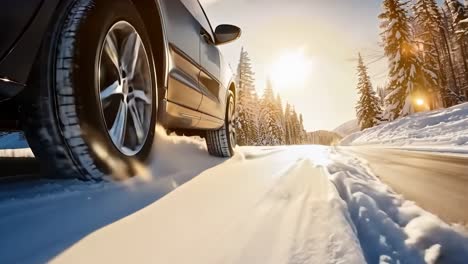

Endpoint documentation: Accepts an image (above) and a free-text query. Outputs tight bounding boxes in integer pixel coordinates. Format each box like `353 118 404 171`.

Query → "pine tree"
236 47 259 146
275 94 286 145
251 90 261 145
447 0 468 41
379 0 426 120
413 0 446 109
439 2 467 105
376 85 388 107
290 108 301 144
299 114 307 144
446 0 468 97
258 79 283 146
284 103 293 145
356 54 382 130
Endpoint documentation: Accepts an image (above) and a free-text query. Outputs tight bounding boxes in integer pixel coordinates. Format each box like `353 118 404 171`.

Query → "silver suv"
0 0 241 180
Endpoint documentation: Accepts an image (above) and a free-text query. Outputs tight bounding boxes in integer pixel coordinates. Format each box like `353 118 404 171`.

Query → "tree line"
356 0 468 130
235 48 309 146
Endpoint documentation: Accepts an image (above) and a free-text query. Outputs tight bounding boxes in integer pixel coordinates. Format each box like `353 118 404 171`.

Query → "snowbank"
327 148 468 264
341 103 468 152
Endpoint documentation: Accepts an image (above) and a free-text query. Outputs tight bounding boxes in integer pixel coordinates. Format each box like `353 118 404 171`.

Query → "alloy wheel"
98 21 153 156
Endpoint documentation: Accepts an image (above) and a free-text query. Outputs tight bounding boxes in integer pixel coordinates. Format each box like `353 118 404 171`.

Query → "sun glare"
269 50 314 89
415 98 425 106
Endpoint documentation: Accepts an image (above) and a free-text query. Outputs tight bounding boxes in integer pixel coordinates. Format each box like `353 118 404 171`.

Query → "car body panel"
166 45 203 111
159 0 234 129
159 0 203 112
195 1 224 119
199 37 224 119
0 0 62 85
0 0 43 61
0 78 25 102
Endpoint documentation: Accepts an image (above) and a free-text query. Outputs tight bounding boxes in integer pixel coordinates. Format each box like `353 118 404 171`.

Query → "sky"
201 0 389 131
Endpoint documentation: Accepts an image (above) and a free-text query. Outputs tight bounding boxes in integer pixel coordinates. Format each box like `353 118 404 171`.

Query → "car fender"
0 0 66 85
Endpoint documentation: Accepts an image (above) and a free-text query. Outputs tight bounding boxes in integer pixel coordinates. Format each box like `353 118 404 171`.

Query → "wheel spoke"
128 99 145 144
121 32 141 80
129 90 151 104
104 31 120 73
109 101 128 148
100 80 123 102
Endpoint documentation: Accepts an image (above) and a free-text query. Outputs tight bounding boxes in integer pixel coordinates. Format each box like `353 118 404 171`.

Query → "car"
0 0 241 180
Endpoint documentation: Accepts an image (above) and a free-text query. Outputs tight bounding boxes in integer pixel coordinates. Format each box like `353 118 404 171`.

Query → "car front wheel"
22 0 157 180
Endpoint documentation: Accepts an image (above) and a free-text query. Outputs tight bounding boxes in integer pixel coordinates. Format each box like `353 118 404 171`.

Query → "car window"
197 1 215 37
180 0 214 40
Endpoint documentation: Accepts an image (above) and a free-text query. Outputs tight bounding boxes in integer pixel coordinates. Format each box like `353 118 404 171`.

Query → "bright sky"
201 0 388 131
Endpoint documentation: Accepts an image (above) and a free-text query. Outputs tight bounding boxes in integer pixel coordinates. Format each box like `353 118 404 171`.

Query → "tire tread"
206 93 235 158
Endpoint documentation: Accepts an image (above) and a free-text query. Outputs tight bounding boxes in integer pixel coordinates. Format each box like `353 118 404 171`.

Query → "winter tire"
22 0 157 180
206 92 236 157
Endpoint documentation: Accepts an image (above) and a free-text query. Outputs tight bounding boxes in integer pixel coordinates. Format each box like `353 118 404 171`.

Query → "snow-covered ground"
0 132 33 157
1 128 467 263
341 103 468 153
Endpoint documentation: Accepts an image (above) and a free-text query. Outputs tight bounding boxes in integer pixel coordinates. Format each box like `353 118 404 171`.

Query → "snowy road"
1 133 468 263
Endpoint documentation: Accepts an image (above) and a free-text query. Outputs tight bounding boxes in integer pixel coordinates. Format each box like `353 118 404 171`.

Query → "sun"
269 50 314 89
415 98 425 106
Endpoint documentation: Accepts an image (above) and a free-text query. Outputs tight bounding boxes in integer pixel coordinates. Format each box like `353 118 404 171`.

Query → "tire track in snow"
241 147 287 160
208 158 364 264
326 148 468 264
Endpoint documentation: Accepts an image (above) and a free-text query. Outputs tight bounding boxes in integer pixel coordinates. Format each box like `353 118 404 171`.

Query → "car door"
158 0 203 113
195 2 224 120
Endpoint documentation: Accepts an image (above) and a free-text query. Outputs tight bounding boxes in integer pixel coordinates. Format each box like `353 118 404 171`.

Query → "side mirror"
215 24 241 45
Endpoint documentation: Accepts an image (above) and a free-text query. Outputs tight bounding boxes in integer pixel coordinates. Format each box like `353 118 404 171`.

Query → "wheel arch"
131 0 169 102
